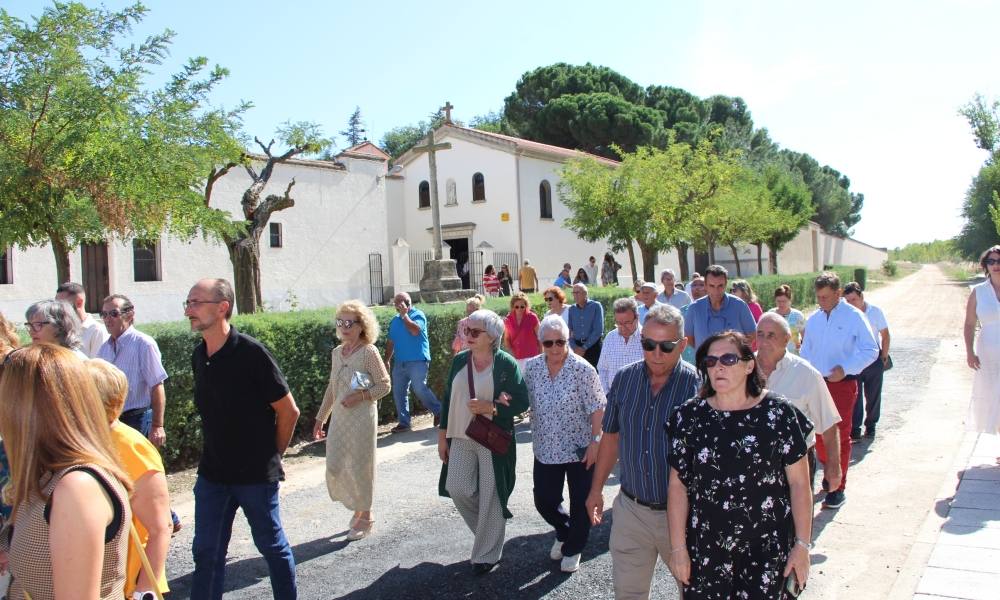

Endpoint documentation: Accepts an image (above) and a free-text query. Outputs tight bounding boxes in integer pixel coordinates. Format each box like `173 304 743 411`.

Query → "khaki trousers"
609 492 676 600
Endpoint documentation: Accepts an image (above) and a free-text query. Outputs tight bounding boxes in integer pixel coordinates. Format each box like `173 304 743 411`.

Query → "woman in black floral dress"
666 331 814 599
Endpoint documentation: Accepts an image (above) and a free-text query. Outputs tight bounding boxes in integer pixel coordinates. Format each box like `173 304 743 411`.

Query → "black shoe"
472 561 499 575
864 426 876 438
821 478 829 492
849 428 862 441
823 490 846 509
390 424 411 433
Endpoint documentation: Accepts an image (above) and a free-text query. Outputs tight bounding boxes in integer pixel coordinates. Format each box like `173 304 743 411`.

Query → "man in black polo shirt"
184 278 301 600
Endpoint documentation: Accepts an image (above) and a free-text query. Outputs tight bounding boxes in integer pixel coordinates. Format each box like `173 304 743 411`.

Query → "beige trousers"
609 492 677 600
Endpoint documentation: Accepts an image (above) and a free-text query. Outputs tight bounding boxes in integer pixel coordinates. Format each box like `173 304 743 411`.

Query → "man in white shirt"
55 281 109 357
582 256 598 285
656 269 691 310
636 281 664 326
757 313 842 492
596 298 645 393
843 282 891 440
800 272 879 509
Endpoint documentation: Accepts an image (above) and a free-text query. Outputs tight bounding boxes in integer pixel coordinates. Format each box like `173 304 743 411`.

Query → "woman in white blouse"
523 315 606 574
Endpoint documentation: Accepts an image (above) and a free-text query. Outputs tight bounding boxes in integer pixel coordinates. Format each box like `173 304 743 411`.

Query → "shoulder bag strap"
467 354 476 399
130 522 166 600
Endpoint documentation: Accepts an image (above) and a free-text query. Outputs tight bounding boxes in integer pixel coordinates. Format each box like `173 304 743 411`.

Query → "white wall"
0 155 389 324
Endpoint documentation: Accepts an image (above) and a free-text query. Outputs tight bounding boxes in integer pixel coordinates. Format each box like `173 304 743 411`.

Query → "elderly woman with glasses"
523 315 606 573
667 331 814 599
312 301 391 541
503 292 541 371
24 299 86 359
542 286 570 324
437 309 529 575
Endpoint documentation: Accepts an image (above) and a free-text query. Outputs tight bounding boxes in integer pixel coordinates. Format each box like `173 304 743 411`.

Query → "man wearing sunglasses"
96 294 168 449
384 292 441 432
567 284 605 368
799 272 879 509
585 303 700 599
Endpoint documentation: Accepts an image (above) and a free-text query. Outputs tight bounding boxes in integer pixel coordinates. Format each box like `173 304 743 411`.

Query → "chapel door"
80 242 110 314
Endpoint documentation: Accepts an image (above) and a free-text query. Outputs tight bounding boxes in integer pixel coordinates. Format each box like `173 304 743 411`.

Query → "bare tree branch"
254 136 275 157
205 161 239 206
254 178 296 227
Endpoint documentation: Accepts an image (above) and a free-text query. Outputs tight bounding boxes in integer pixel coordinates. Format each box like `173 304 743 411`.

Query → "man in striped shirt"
596 297 644 394
585 303 700 600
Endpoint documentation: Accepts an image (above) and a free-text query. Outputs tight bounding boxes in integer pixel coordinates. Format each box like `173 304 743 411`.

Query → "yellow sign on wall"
501 212 510 222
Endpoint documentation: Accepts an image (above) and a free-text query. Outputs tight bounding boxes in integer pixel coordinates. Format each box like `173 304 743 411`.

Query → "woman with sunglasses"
24 299 87 359
965 244 1000 463
452 294 486 354
438 309 529 575
0 344 133 600
542 286 570 324
667 331 813 599
312 301 391 541
523 315 606 573
503 292 542 371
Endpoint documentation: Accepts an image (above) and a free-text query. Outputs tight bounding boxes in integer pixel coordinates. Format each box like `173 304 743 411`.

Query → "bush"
144 268 864 471
882 259 899 277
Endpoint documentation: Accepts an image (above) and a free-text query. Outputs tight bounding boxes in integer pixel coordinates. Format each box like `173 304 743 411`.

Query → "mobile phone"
784 574 804 597
575 446 588 460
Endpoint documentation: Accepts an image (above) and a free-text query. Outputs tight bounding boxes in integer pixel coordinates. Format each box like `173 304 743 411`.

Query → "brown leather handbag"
463 356 511 455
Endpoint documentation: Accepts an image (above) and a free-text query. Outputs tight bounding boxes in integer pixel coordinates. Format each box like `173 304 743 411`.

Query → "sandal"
346 518 374 541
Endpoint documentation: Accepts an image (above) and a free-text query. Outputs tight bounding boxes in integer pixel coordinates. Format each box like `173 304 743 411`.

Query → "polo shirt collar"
207 324 240 359
708 293 733 313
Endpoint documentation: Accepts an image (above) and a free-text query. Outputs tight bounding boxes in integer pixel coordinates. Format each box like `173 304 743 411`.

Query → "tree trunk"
675 242 690 281
755 243 764 275
626 241 638 284
49 233 71 285
637 241 658 282
767 240 779 274
729 243 742 277
708 241 717 265
226 231 263 314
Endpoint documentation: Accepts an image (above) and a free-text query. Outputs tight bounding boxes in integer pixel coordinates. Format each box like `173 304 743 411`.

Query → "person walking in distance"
567 284 605 368
799 272 879 509
585 304 700 599
519 260 538 294
384 292 441 432
185 278 300 600
964 245 1000 464
843 282 891 440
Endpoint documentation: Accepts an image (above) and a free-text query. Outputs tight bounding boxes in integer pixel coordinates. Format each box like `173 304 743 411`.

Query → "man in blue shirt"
384 292 441 432
683 264 756 354
585 303 700 599
568 283 605 367
553 266 572 289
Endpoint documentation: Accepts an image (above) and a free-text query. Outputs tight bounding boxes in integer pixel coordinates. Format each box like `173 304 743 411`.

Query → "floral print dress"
667 392 812 600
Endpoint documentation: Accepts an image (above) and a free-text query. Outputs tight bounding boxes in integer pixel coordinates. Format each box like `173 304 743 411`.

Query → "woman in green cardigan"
437 308 530 575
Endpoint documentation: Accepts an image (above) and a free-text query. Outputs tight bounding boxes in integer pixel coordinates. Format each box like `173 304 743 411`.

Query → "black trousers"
533 458 593 557
581 339 602 368
851 357 885 431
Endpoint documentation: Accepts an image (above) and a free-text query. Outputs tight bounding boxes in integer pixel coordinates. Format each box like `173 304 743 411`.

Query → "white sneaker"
560 553 581 573
549 538 563 560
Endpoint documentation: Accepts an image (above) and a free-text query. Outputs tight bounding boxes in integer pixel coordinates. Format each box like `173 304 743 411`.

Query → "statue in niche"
446 178 457 206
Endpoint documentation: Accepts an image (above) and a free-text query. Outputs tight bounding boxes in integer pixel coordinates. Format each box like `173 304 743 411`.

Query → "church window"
472 172 486 202
270 222 283 248
539 180 553 219
0 248 11 284
133 239 161 282
418 181 430 208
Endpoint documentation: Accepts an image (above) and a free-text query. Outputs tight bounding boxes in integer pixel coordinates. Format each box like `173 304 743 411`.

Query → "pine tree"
340 106 366 147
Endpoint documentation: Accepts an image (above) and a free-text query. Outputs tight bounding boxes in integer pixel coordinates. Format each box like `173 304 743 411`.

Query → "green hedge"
144 266 862 471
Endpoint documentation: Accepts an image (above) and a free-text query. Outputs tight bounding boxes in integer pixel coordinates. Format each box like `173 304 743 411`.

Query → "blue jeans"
191 477 297 600
119 407 152 437
391 360 441 427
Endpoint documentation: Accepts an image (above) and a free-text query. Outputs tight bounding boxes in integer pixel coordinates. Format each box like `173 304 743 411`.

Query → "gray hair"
26 299 82 349
660 268 676 280
757 312 791 337
468 309 505 351
643 303 684 333
613 297 639 317
537 314 570 342
572 283 588 295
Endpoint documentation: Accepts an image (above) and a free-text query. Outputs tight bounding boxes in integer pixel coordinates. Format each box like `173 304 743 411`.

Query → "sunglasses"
99 308 132 319
182 299 222 310
542 339 567 348
544 296 555 302
701 353 745 368
465 327 485 338
987 258 1000 266
336 318 357 329
513 305 527 310
24 321 51 333
641 337 683 353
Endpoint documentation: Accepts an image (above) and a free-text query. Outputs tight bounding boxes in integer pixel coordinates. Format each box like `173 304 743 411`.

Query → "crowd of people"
2 245 999 600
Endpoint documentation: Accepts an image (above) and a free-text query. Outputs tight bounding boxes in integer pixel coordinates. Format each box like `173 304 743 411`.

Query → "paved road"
163 265 972 599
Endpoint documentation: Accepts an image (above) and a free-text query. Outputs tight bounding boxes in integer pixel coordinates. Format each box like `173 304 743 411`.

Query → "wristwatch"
794 537 813 550
591 433 602 444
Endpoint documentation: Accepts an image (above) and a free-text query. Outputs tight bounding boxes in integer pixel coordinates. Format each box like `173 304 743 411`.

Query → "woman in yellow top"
87 358 172 599
312 301 391 541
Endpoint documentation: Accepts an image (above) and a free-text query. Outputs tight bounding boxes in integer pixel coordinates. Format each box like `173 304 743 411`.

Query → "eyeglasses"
701 353 744 368
183 299 222 310
336 318 358 329
615 318 637 328
641 337 683 353
513 305 527 310
24 321 52 332
99 307 133 319
465 327 485 338
542 339 567 348
544 296 555 302
987 258 1000 266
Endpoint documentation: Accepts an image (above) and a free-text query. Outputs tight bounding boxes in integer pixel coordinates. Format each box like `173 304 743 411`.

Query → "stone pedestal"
412 258 476 304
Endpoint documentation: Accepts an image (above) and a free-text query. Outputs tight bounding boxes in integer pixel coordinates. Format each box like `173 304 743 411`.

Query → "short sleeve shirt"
193 325 291 484
864 303 889 346
683 294 757 350
389 308 432 362
524 353 606 464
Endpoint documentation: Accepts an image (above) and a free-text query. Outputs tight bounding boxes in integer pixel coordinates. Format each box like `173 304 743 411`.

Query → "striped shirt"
596 327 644 393
97 326 168 412
602 359 701 505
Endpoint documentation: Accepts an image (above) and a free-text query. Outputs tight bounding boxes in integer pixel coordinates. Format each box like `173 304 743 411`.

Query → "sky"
9 0 1000 249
